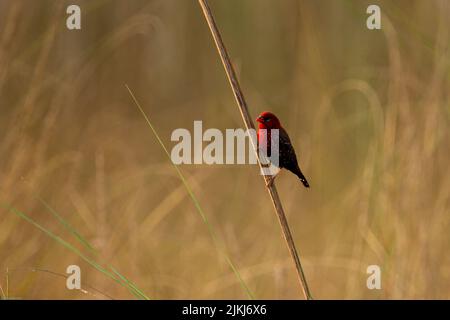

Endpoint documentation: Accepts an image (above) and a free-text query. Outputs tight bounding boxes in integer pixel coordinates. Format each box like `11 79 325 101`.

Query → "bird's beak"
256 116 264 123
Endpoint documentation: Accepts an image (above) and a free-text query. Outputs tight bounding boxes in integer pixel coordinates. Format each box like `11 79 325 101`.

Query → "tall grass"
3 202 149 299
0 0 449 299
125 84 254 299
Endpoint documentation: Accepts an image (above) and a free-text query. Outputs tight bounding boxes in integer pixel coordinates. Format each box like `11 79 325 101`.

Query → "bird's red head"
256 111 282 129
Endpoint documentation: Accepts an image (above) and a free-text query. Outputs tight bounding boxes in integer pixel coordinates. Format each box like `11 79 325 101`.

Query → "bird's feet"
265 175 275 188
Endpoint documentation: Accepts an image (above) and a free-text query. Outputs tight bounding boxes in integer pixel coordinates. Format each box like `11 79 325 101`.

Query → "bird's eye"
265 118 270 122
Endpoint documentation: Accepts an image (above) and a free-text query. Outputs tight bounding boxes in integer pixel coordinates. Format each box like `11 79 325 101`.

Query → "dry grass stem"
197 0 313 300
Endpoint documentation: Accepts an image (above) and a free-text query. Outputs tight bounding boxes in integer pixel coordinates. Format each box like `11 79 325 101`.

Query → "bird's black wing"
279 127 310 188
278 127 298 171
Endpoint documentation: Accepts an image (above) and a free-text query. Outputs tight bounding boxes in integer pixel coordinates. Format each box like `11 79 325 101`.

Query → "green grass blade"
125 84 255 299
110 266 150 300
35 196 96 253
3 203 147 300
33 195 149 299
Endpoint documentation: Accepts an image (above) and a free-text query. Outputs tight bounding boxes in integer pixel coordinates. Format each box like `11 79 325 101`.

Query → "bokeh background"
0 0 449 299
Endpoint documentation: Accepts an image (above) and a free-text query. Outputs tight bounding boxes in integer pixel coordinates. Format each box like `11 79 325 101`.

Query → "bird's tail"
295 167 310 188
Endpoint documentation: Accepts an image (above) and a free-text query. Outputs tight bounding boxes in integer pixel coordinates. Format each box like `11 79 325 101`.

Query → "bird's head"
256 111 281 129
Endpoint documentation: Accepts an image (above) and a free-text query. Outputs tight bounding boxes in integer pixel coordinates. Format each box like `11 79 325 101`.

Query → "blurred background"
0 0 449 299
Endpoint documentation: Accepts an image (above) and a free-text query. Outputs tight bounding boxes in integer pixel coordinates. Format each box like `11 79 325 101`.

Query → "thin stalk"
197 0 313 300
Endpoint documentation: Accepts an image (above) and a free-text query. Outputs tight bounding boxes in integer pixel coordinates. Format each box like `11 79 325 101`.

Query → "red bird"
256 111 310 188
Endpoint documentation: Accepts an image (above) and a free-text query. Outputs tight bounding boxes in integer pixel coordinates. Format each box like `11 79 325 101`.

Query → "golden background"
0 0 449 299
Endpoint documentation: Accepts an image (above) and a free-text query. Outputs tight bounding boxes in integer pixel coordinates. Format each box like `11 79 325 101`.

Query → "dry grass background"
0 0 449 299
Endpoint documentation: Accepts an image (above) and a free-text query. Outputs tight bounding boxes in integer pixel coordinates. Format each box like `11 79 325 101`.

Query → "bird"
256 111 310 188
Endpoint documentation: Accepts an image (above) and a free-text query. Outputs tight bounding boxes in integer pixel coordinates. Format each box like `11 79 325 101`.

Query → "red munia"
256 111 310 188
